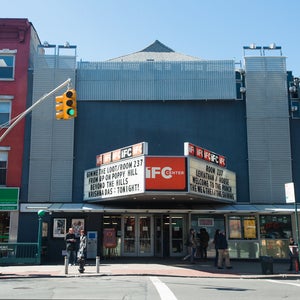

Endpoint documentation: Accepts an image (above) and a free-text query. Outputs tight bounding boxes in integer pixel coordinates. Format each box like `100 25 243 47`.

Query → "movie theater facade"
18 39 300 262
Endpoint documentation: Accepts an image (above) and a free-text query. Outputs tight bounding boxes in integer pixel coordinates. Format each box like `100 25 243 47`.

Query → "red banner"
103 228 117 248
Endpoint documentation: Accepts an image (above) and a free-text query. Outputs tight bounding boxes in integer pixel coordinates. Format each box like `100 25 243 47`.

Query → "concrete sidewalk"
1 258 299 279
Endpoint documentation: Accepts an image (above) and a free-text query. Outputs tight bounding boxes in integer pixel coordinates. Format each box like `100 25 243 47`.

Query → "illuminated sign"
188 157 236 202
145 157 187 191
184 142 226 167
96 142 148 166
84 156 145 200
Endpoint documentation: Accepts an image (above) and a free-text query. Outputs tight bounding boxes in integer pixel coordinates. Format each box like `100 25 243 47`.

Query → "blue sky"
3 0 300 75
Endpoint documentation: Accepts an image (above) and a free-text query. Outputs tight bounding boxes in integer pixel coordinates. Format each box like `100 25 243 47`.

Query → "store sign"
145 156 187 191
96 142 148 166
0 188 19 211
84 156 145 200
184 142 226 168
189 157 236 202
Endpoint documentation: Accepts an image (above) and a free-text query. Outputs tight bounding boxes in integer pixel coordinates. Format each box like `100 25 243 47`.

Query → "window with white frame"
0 150 8 186
0 101 11 127
0 54 15 80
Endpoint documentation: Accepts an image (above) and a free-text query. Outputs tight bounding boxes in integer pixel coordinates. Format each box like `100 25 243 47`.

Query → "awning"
20 203 298 214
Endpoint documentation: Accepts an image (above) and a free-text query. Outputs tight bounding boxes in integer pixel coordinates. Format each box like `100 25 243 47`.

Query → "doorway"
156 215 186 257
122 215 153 256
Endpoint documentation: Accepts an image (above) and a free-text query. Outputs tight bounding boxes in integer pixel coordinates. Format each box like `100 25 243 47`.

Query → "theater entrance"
121 214 186 257
122 215 153 256
154 215 186 257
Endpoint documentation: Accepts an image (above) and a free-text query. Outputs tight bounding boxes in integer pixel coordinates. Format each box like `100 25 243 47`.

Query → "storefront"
19 202 297 262
0 188 19 243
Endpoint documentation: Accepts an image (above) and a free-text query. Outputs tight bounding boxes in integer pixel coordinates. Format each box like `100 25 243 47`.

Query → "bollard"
96 256 100 273
64 256 68 274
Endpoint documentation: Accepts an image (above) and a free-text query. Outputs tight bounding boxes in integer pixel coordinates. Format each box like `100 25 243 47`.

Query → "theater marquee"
188 157 236 202
84 156 145 200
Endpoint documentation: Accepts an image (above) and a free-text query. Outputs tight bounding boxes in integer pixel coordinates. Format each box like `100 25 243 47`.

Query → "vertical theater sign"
83 141 236 203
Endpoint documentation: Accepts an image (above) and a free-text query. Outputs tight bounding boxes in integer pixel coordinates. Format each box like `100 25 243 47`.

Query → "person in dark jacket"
198 228 210 260
217 231 232 269
65 227 77 265
213 229 220 266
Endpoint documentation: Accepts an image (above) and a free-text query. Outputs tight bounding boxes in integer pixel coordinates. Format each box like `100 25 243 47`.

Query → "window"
0 101 11 127
0 151 8 185
0 55 15 80
259 215 292 239
0 212 10 242
228 215 257 239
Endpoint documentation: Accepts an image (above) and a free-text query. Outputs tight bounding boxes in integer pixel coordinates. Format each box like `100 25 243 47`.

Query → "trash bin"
260 256 273 275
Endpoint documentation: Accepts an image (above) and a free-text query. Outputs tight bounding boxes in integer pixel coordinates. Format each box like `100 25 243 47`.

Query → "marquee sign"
184 142 226 168
188 157 236 202
84 156 145 200
96 142 148 166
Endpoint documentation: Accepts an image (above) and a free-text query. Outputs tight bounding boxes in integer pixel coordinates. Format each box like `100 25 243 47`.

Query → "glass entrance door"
170 216 184 256
122 215 153 256
161 215 185 257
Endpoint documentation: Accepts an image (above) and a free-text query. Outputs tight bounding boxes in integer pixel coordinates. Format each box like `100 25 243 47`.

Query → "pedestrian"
183 228 197 263
65 227 77 265
217 231 232 269
198 228 210 260
213 229 220 266
288 237 299 271
78 229 87 273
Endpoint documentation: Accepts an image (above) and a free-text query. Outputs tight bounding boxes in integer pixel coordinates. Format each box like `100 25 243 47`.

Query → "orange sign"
145 157 186 190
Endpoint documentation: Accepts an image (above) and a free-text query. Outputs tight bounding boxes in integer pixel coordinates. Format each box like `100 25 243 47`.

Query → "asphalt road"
1 276 300 300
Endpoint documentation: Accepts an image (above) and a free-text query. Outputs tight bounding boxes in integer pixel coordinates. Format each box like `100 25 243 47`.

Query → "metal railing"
0 243 39 265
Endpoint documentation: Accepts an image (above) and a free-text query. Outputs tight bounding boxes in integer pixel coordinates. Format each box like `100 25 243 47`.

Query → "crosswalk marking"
150 276 178 300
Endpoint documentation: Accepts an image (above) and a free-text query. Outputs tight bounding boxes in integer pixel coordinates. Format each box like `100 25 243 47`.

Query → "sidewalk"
1 258 299 279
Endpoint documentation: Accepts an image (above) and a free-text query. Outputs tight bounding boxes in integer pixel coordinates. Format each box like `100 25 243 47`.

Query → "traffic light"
55 89 77 120
64 89 77 119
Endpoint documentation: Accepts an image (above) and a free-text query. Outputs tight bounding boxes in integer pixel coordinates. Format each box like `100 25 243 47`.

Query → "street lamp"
37 210 46 264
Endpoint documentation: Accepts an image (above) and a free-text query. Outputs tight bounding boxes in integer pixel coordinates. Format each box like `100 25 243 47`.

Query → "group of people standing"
65 227 87 273
184 227 232 269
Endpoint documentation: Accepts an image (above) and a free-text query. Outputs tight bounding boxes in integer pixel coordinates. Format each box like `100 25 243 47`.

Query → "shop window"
0 151 8 186
259 215 291 239
260 215 292 259
228 215 257 239
0 55 15 80
0 212 9 242
0 101 11 127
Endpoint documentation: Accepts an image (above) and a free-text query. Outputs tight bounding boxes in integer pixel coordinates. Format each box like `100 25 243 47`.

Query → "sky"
2 0 300 75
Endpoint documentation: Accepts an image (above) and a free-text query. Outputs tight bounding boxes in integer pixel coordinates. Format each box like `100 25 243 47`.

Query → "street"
1 276 300 299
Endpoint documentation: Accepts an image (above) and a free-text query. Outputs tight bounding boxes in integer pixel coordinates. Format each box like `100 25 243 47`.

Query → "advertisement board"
84 156 145 200
188 157 236 202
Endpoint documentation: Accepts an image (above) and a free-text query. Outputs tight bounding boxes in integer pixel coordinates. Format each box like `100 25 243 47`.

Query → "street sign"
285 182 295 203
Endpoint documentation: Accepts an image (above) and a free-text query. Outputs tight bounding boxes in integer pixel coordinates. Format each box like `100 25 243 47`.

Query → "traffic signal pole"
0 78 72 142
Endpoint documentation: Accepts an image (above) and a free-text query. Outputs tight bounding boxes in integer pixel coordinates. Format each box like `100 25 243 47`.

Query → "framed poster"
243 217 257 239
72 218 85 237
229 217 242 239
53 218 66 238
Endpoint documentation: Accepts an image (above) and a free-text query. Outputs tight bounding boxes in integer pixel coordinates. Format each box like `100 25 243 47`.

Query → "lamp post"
37 210 46 264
